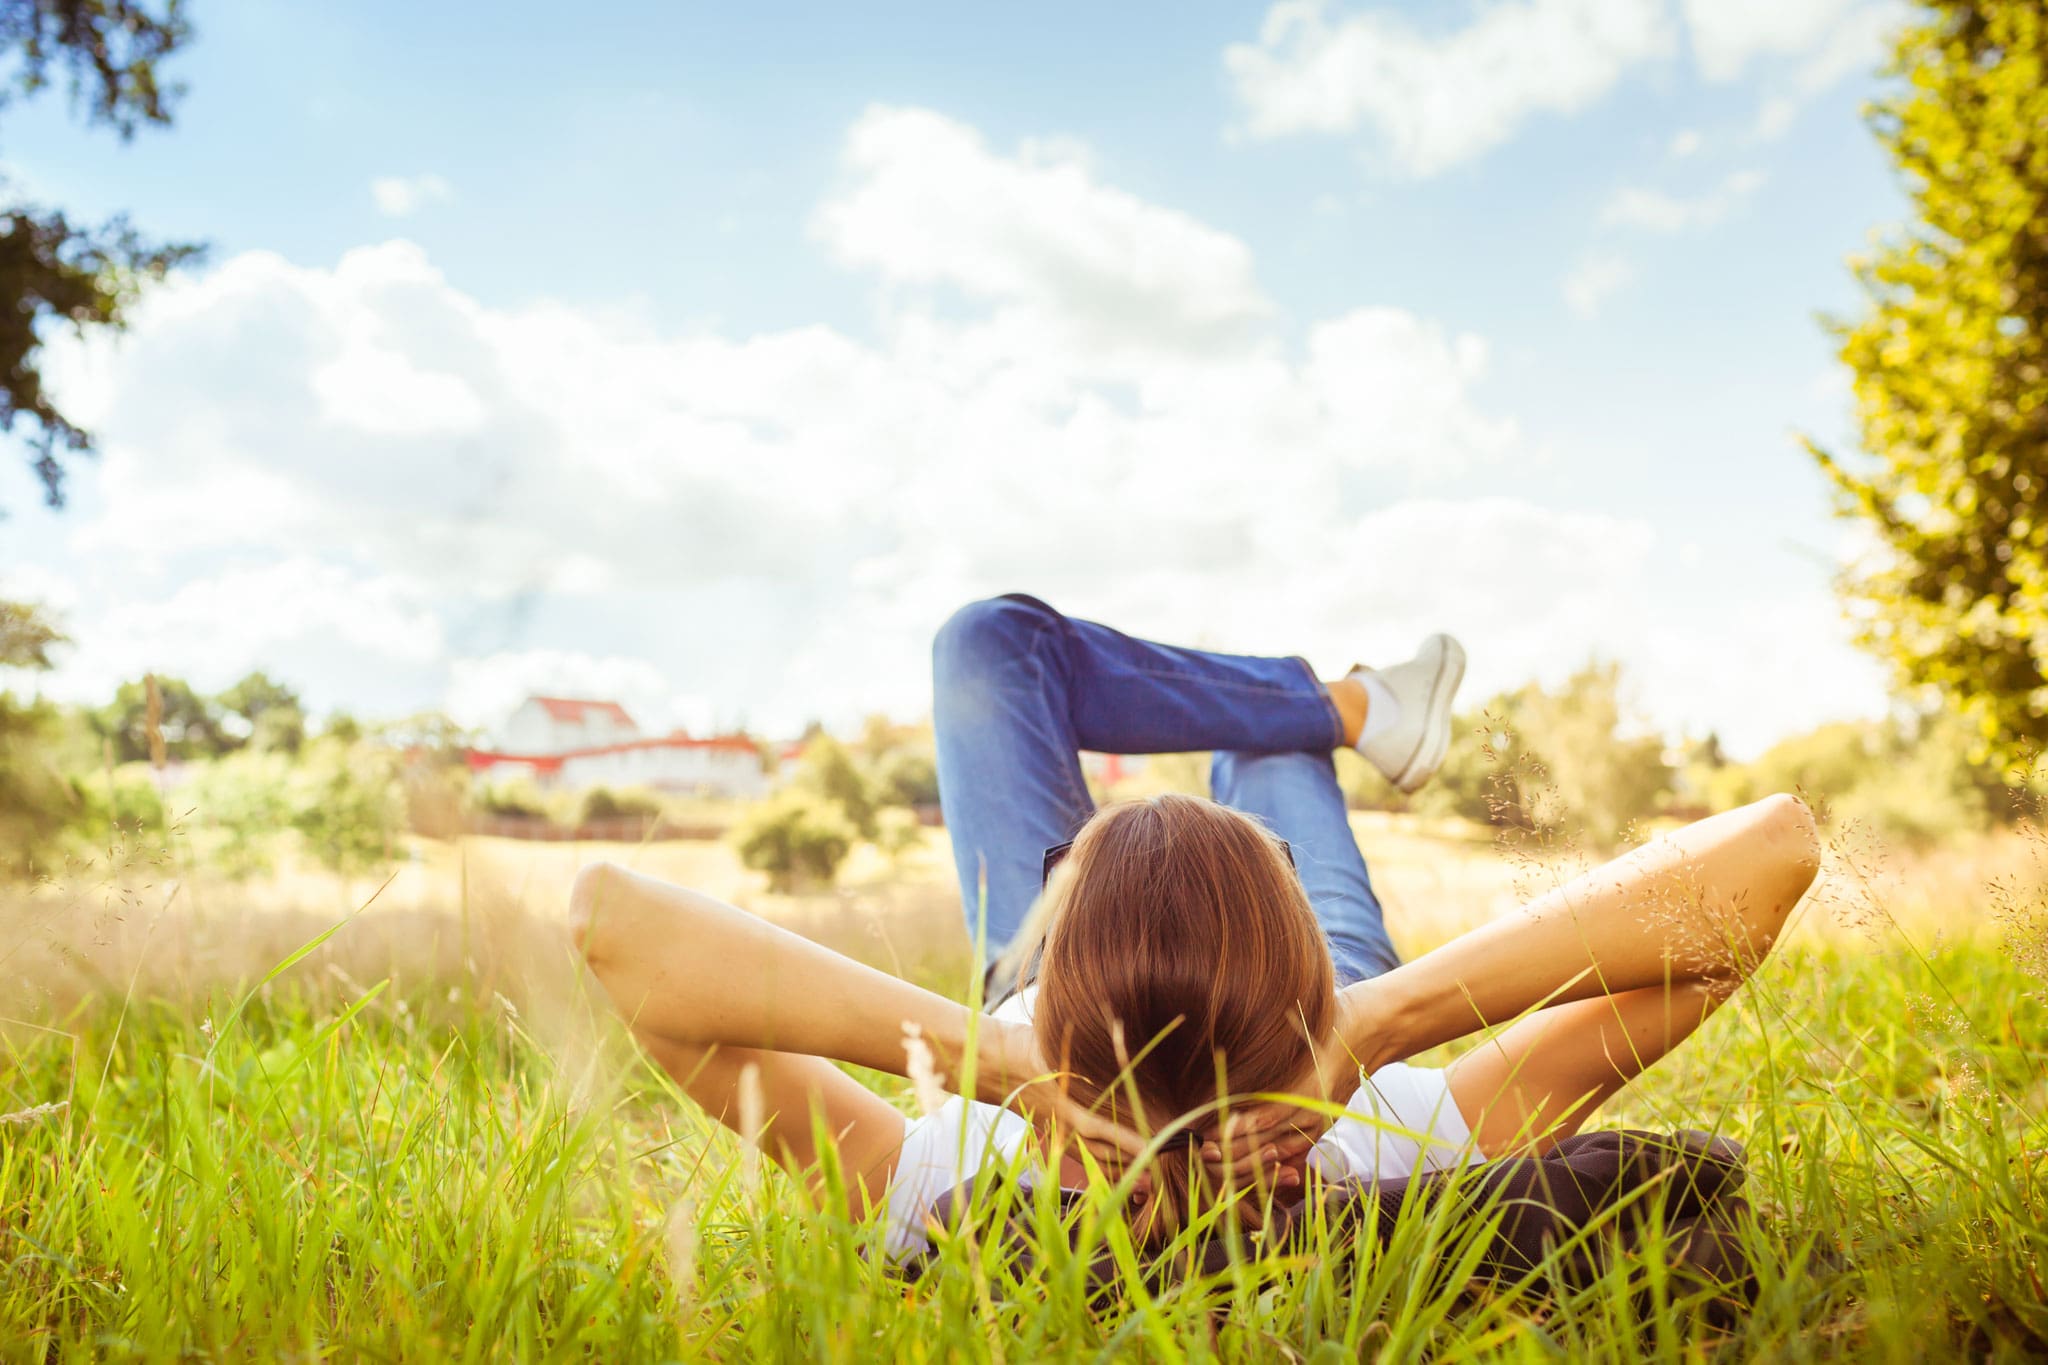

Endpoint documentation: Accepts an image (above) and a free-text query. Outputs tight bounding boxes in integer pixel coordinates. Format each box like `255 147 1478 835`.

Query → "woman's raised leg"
1209 750 1400 986
932 594 1341 971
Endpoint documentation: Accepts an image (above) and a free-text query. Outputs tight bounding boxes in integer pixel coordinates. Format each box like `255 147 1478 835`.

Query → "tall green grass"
2 899 2044 1361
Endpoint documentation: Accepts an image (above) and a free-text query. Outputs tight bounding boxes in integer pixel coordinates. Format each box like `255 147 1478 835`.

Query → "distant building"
466 695 767 799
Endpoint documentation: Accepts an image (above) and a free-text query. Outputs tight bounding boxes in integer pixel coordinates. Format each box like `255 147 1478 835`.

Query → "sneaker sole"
1393 634 1466 794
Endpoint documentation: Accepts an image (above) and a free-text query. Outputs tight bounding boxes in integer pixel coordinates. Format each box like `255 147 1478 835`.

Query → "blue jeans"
932 593 1400 991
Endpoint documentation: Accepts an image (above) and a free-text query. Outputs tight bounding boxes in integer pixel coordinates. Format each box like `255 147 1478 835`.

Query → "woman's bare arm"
1206 795 1819 1164
1352 794 1818 1070
571 862 1145 1162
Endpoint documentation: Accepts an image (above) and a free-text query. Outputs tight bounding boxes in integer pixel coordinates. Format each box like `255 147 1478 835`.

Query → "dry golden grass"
7 812 2034 1050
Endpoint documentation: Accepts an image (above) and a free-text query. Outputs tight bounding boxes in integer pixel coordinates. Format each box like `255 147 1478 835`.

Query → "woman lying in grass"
571 594 1819 1261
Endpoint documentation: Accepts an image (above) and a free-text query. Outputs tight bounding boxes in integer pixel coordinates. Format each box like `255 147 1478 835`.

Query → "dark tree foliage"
92 672 228 762
0 0 200 513
1810 0 2048 765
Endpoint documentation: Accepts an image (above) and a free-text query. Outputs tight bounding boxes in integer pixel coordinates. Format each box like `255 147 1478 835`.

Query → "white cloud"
1600 168 1767 231
1681 0 1860 80
1224 0 1674 175
1562 253 1636 317
1667 128 1703 158
1681 0 1903 138
370 173 453 218
814 106 1269 360
35 105 1865 749
25 559 443 710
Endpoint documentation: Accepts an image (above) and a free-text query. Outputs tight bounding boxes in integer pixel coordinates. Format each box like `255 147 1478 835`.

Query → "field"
2 817 2046 1361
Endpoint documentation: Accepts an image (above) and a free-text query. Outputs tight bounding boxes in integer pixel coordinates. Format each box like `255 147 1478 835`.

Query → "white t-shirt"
882 987 1479 1261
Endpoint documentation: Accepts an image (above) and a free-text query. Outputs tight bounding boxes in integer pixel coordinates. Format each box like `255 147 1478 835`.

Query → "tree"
215 670 306 753
1 0 203 512
0 597 64 666
1810 1 2048 766
794 732 879 839
93 674 230 761
1411 664 1672 849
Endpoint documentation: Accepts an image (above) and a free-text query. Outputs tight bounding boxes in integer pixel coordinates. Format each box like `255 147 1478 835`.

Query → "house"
466 695 768 799
500 696 640 754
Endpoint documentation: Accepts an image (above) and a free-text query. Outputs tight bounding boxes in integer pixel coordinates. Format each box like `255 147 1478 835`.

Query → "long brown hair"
1028 794 1336 1243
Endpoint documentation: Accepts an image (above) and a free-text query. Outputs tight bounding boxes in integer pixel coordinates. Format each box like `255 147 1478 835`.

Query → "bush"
286 739 403 876
577 785 665 826
1712 712 2007 846
471 778 551 821
184 749 293 878
731 789 856 892
871 748 940 809
794 733 879 839
69 761 170 844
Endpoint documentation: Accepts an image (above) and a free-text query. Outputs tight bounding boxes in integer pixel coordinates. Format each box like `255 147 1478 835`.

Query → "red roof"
529 696 637 727
467 732 758 770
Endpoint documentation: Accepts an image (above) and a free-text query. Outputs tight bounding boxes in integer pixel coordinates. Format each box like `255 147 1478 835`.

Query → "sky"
1 0 1913 756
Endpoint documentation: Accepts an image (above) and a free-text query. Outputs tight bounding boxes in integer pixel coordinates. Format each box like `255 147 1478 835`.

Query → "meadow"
2 815 2045 1362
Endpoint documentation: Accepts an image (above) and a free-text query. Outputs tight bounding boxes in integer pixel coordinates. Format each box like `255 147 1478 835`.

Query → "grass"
2 822 2046 1361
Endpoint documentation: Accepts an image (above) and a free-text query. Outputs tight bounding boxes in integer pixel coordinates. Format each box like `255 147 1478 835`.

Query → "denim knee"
933 594 1058 682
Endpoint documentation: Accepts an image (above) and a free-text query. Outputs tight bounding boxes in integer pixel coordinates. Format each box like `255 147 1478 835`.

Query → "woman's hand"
975 1015 1150 1169
1196 984 1391 1180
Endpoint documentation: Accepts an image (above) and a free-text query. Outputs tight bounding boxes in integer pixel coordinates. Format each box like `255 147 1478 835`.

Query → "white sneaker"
1351 634 1466 794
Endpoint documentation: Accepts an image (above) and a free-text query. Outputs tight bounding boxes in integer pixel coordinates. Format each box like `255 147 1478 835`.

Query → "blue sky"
4 0 1909 754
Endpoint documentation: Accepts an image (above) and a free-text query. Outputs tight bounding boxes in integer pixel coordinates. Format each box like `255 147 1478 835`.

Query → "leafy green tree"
215 670 306 753
93 674 229 761
795 732 879 839
1516 662 1672 845
1413 665 1672 849
1810 0 2048 764
1 0 202 511
1710 711 2011 843
731 789 855 893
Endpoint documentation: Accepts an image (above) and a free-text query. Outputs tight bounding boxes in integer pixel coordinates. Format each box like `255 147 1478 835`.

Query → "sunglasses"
1040 835 1295 888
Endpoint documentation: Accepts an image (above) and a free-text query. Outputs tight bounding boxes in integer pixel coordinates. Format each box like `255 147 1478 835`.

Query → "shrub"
471 778 551 820
184 749 293 878
794 733 879 839
1713 712 2006 846
286 739 403 876
66 761 169 844
577 785 665 826
871 748 940 809
731 789 856 892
